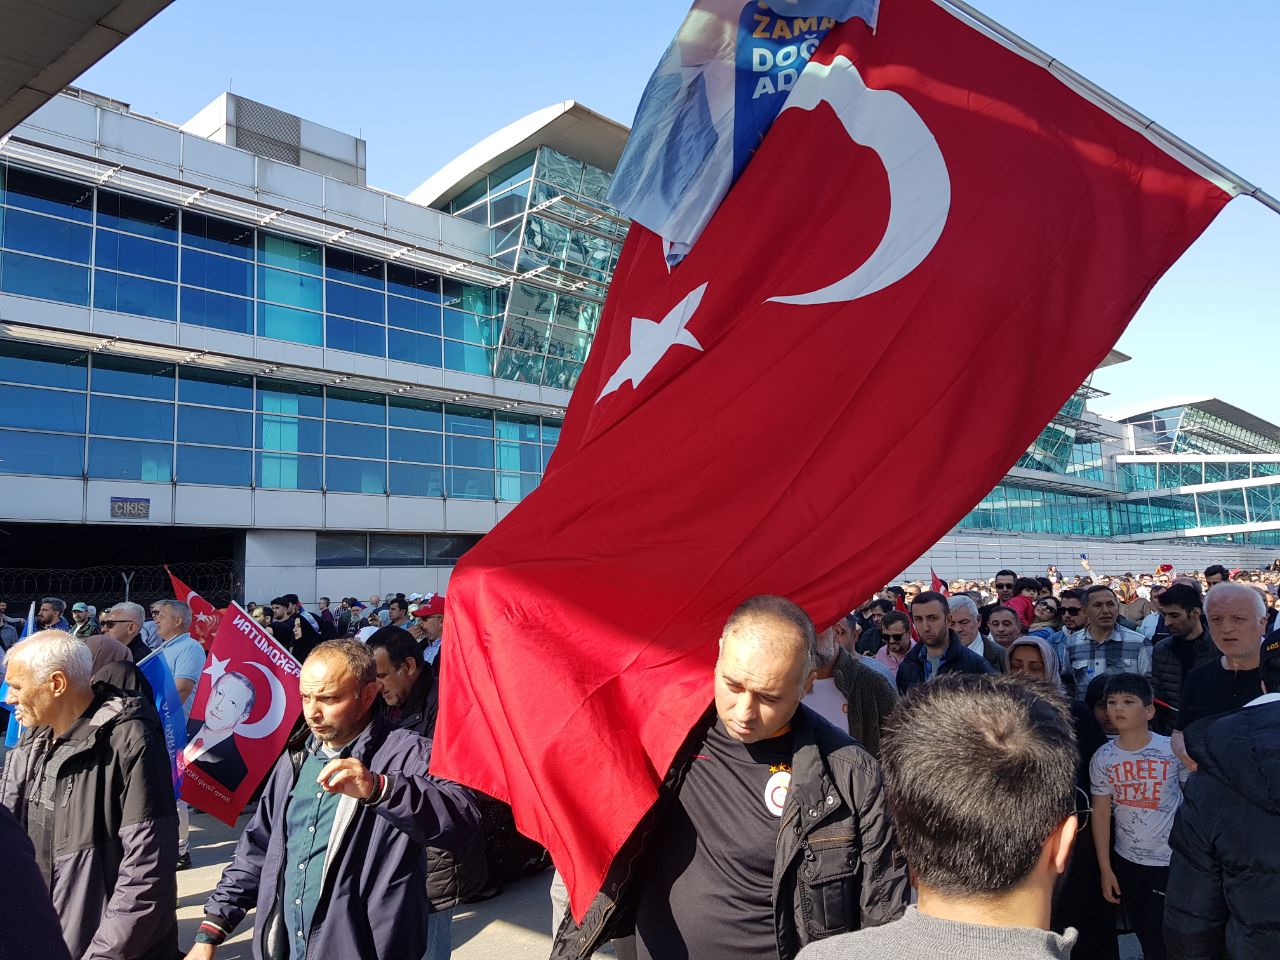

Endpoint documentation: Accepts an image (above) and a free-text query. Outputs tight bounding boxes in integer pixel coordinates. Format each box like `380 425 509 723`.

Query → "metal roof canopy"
0 0 174 136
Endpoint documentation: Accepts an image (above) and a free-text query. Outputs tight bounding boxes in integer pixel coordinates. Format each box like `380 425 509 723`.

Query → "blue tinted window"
179 367 252 408
95 230 177 281
327 421 385 459
388 397 442 431
497 472 539 502
96 190 177 239
258 232 321 274
0 341 87 389
257 451 322 490
0 384 85 432
325 249 383 290
444 340 493 376
496 413 540 442
91 355 174 399
258 379 323 418
541 420 562 444
326 458 386 494
258 413 322 453
386 264 441 302
446 435 494 469
182 212 253 258
389 429 442 464
177 444 252 486
387 328 441 367
446 467 494 499
389 462 444 497
177 406 252 447
496 441 542 472
257 302 322 346
3 168 92 221
0 428 82 476
386 295 442 334
327 388 384 425
258 266 321 310
0 250 89 305
94 271 177 321
180 288 253 334
326 316 385 357
444 309 499 345
326 281 384 323
88 438 172 481
1 208 91 262
182 248 252 295
90 396 173 440
317 533 368 567
445 405 493 438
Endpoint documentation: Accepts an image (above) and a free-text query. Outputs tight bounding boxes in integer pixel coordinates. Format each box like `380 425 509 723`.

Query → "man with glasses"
979 569 1018 634
101 601 152 664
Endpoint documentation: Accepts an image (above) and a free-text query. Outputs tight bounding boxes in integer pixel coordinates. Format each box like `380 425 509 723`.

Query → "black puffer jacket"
551 704 908 960
1150 621 1215 733
1165 698 1280 959
0 683 178 960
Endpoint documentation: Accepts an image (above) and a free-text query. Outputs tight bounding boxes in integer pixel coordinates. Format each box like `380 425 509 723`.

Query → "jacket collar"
907 630 965 665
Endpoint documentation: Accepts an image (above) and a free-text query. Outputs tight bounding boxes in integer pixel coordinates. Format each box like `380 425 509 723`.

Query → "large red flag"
433 0 1231 917
178 603 302 825
165 565 223 650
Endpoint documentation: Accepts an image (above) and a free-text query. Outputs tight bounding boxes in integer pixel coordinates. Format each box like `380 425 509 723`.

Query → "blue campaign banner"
1 680 20 748
137 650 189 798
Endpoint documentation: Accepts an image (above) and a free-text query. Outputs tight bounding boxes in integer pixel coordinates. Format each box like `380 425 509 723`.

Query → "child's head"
1104 673 1155 733
1085 673 1118 736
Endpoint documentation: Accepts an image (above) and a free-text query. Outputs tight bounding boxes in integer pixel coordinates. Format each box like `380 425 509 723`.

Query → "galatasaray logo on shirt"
764 765 792 817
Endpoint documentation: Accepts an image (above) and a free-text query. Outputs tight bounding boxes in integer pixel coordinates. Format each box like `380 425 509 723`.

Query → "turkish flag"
179 603 302 825
432 0 1230 917
931 568 949 597
166 565 223 650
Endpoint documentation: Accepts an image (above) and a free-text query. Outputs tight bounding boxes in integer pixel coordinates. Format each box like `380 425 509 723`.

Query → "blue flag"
137 650 189 798
0 602 35 746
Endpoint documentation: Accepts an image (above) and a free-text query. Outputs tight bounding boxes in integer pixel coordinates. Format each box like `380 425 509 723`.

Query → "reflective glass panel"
369 534 425 567
446 467 494 500
0 341 87 389
388 397 442 432
96 230 177 280
93 271 177 321
257 302 322 346
490 151 536 194
180 288 253 334
389 462 444 497
425 535 480 563
446 435 494 469
490 182 529 223
181 248 253 295
496 441 542 472
387 328 441 367
256 451 322 490
2 168 93 221
326 281 384 323
327 388 385 425
258 266 321 310
97 190 177 239
258 232 321 274
0 250 89 305
386 264 442 303
90 396 173 441
444 406 493 438
258 379 323 418
257 413 323 453
317 533 368 567
497 472 539 502
91 355 174 399
444 310 499 346
177 406 252 447
444 341 493 376
1 208 92 262
326 421 385 459
177 444 252 486
387 296 442 334
536 148 584 192
88 438 172 481
325 249 384 291
0 384 85 432
495 413 540 442
326 457 386 494
179 367 253 409
389 429 443 464
495 349 543 385
182 212 254 258
326 316 385 356
0 428 82 476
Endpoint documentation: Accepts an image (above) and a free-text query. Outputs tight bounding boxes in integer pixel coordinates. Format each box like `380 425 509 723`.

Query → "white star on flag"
597 283 708 401
203 654 230 682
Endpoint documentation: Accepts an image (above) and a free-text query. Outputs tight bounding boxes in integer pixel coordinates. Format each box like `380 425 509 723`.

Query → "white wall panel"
85 480 171 524
253 490 323 528
175 486 252 527
0 476 83 521
325 493 387 529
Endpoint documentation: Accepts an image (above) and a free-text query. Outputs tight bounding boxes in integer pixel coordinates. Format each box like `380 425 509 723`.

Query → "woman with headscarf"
1007 635 1063 691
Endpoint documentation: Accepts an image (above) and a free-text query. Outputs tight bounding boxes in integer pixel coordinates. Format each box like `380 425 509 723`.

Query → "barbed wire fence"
0 558 242 615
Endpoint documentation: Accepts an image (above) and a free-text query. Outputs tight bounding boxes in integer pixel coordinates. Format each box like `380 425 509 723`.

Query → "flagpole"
934 0 1280 216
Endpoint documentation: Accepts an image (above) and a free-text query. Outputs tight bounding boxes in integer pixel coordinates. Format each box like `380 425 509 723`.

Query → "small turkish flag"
931 569 949 597
165 566 223 650
433 0 1230 918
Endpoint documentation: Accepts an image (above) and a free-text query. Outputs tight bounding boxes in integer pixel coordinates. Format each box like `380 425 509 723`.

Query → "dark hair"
1158 582 1203 615
986 605 1020 625
365 626 423 669
1035 577 1054 592
885 585 906 599
319 596 330 604
1059 588 1085 605
881 674 1076 895
881 611 911 634
388 594 408 613
994 569 1018 581
1104 672 1153 707
1262 638 1280 693
270 596 289 608
1084 673 1111 710
40 597 66 614
284 593 300 606
868 598 894 615
1014 577 1041 595
1205 564 1229 580
1084 584 1117 603
910 591 949 614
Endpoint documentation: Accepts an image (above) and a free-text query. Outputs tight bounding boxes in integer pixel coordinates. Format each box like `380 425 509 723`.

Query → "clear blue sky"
75 0 1279 422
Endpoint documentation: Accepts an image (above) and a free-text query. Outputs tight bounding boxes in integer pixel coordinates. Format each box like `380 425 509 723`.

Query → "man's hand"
317 757 376 800
1099 866 1121 905
407 621 429 642
1171 729 1199 773
184 944 217 960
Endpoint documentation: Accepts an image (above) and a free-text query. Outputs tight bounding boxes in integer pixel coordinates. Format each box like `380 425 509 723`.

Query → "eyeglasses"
1061 607 1082 615
883 632 910 642
99 620 137 628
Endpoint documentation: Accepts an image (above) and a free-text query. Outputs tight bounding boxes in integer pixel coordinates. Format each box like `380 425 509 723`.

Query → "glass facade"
1122 405 1280 456
0 340 558 501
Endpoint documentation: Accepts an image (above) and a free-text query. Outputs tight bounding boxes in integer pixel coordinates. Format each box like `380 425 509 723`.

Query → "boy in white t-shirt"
1090 672 1187 960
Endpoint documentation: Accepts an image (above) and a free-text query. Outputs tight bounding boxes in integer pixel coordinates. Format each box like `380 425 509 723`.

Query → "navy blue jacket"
896 631 995 694
202 713 480 960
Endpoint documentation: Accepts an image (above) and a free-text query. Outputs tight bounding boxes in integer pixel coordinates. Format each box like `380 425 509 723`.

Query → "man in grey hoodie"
798 674 1079 960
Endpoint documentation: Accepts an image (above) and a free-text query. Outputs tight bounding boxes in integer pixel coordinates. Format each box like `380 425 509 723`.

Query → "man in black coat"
1164 634 1280 959
896 592 994 694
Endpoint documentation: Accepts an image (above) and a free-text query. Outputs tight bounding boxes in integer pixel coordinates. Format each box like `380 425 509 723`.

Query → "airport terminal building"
1 89 1276 605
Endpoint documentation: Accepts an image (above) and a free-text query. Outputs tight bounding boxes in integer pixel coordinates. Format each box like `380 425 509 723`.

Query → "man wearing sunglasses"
100 601 153 664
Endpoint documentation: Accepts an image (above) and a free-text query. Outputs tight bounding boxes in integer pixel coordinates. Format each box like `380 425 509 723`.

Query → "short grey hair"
1204 582 1267 620
154 599 192 629
4 630 92 687
719 595 820 678
948 594 979 619
109 601 145 624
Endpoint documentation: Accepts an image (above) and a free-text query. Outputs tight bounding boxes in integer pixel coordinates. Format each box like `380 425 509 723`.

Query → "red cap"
410 593 445 618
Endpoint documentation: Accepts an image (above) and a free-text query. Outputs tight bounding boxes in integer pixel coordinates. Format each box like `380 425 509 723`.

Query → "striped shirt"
1064 625 1152 700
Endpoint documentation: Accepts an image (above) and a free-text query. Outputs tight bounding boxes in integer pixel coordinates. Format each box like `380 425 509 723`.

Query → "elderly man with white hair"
1 630 179 960
1172 581 1267 771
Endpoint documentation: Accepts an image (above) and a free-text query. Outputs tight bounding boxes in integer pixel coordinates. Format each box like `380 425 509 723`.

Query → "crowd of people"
0 558 1277 960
